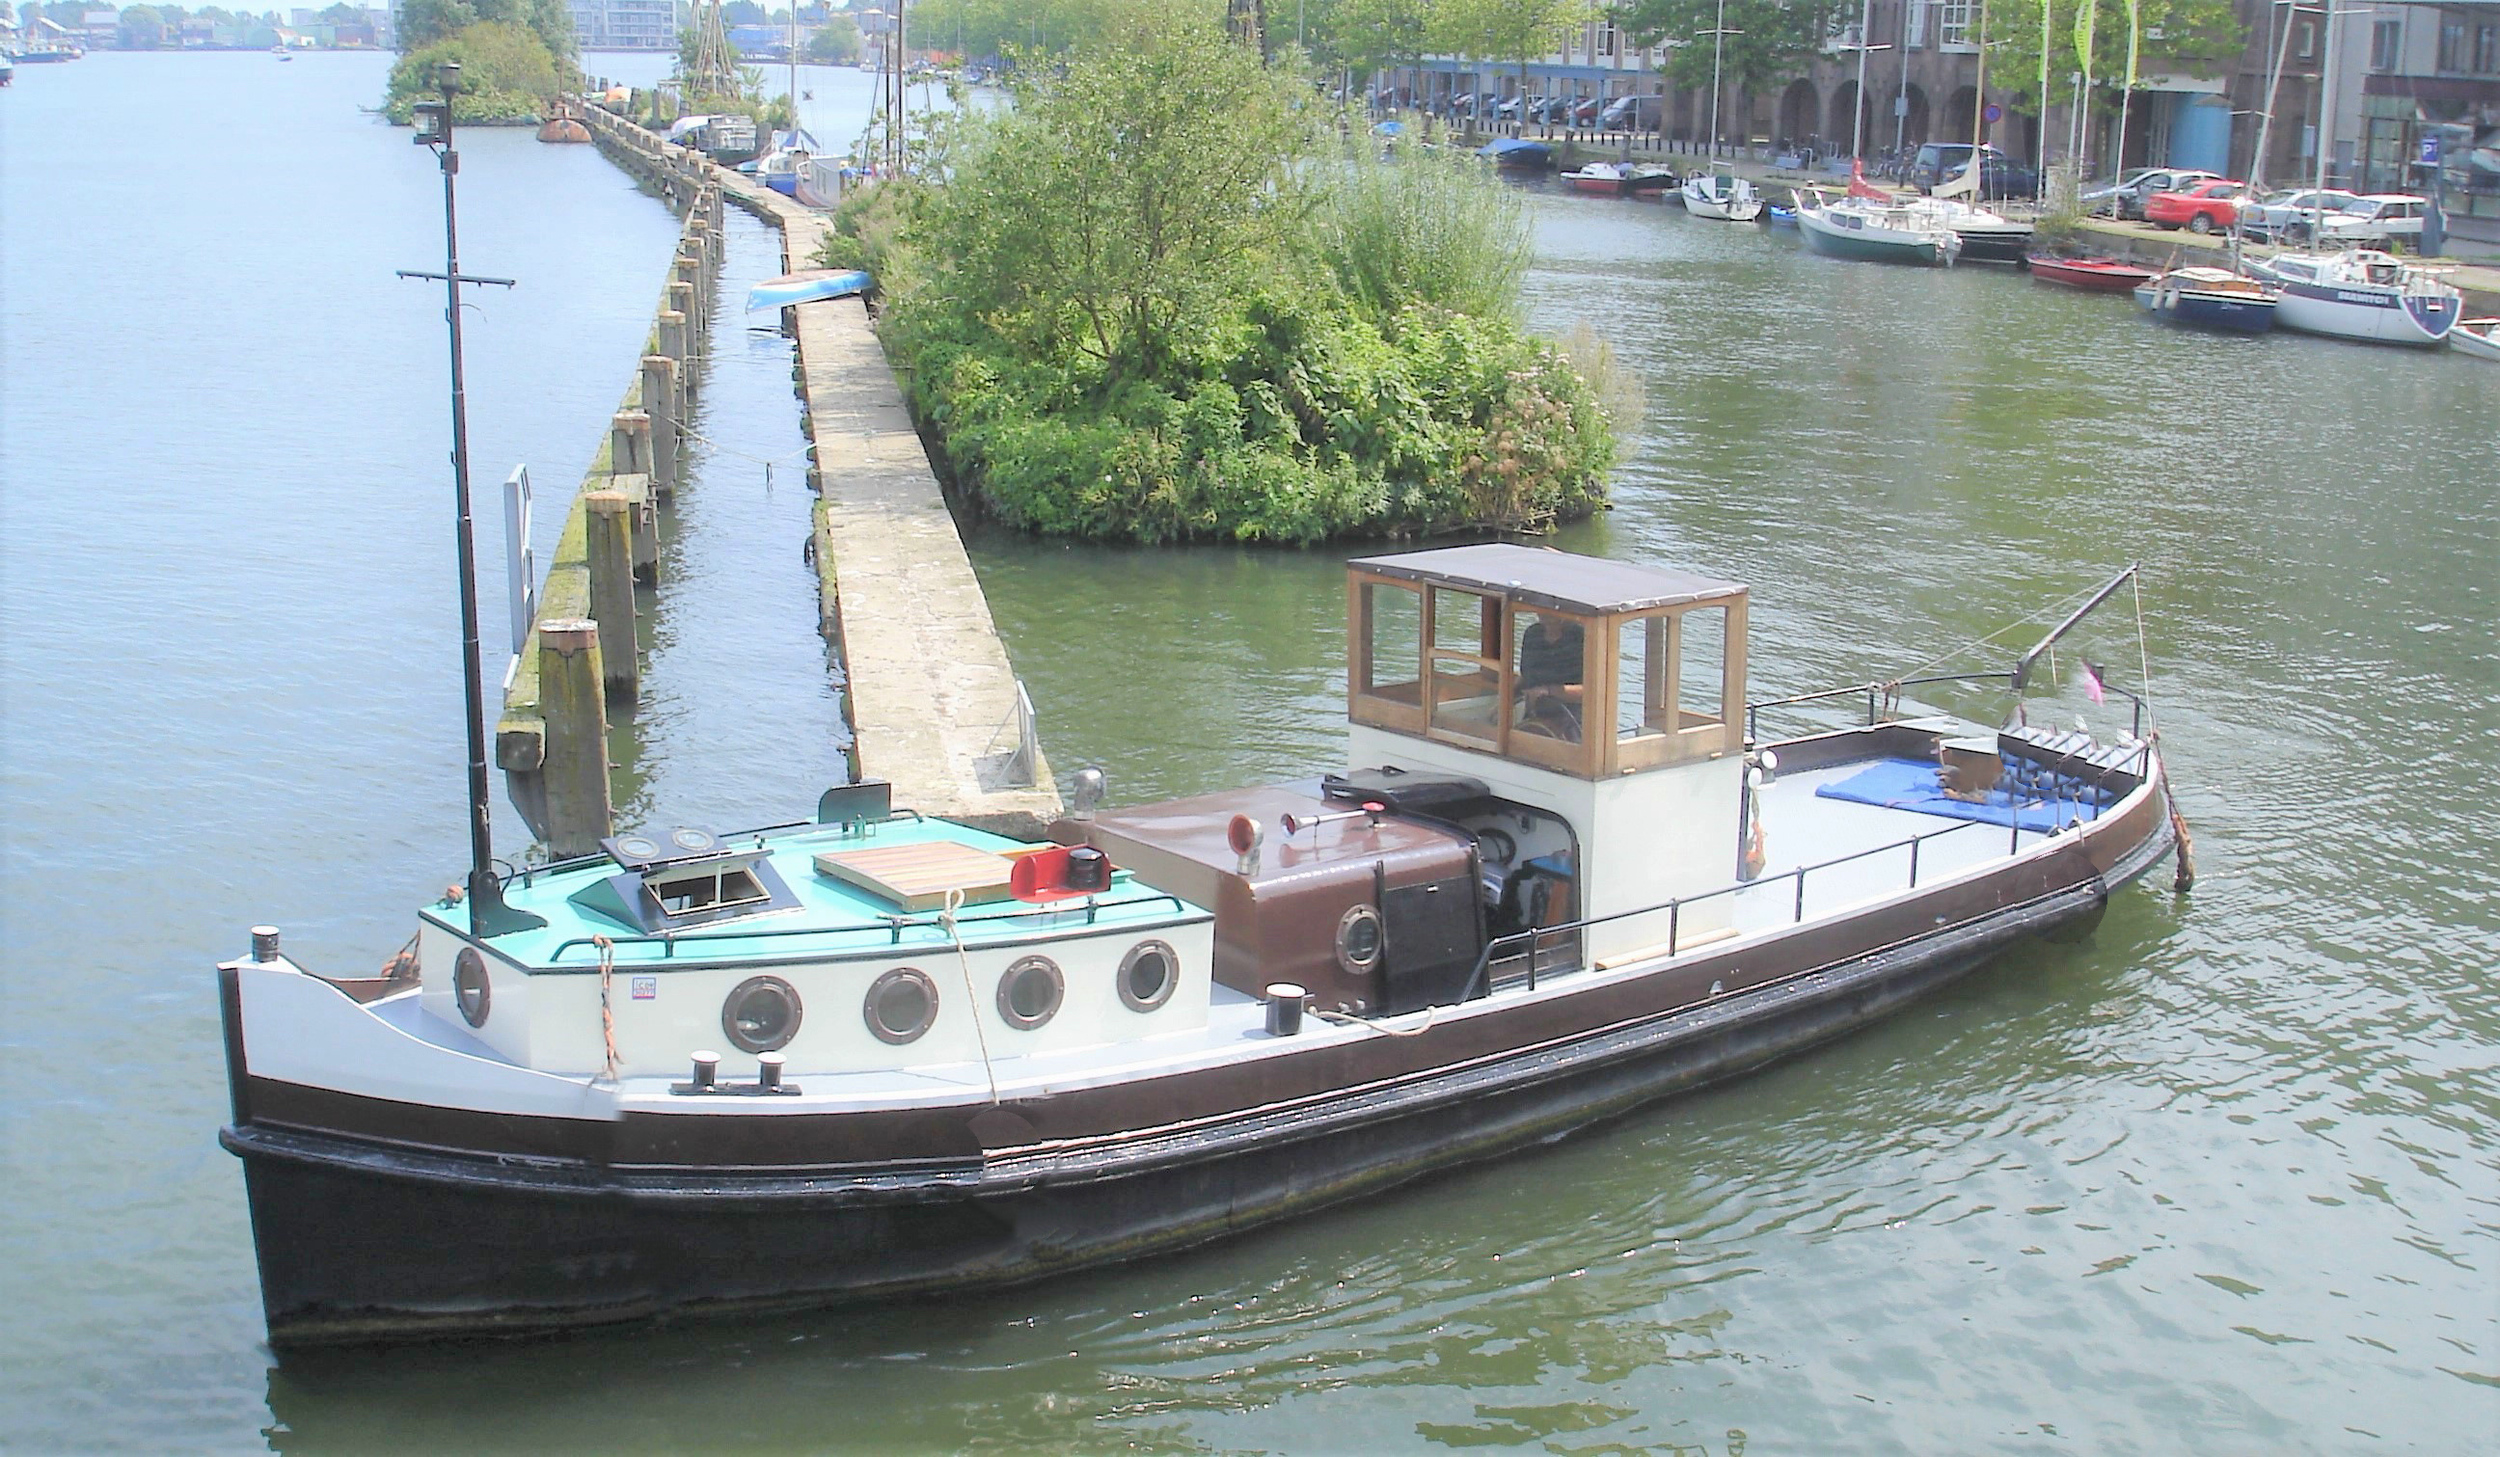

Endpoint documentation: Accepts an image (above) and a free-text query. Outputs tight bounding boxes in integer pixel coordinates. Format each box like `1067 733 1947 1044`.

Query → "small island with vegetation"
822 9 1620 543
382 0 577 124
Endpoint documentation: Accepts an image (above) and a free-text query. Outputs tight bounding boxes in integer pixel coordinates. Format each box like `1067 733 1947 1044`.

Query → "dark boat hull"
1949 227 2035 264
225 816 2169 1346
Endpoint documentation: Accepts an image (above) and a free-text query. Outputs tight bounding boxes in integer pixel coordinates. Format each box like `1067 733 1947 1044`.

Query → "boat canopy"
1345 545 1749 780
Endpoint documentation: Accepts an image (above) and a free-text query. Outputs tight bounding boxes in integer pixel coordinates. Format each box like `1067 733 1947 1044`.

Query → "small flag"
2080 660 2107 705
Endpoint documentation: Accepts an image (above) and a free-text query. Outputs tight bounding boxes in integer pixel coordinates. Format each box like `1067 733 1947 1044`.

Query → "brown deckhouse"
218 545 2179 1343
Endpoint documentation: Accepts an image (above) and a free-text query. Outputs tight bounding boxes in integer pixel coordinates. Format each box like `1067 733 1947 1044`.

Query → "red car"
2143 179 2248 234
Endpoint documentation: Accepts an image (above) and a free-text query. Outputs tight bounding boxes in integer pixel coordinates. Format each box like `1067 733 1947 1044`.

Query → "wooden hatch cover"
812 841 1020 912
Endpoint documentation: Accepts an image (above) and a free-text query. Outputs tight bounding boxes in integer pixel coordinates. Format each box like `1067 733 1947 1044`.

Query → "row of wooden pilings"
495 129 727 857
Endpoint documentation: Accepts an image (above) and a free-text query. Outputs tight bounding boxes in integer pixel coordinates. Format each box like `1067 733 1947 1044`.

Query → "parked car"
2082 167 2223 219
2240 187 2361 242
1910 143 2040 199
2318 194 2429 248
2143 179 2249 234
1600 94 1661 131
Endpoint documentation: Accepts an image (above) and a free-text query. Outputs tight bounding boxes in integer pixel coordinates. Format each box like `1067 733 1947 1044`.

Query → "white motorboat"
1681 171 1762 222
2243 249 2462 347
2447 316 2499 363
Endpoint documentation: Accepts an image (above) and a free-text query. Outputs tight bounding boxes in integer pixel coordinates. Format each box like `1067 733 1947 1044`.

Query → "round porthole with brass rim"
863 967 939 1045
723 975 802 1053
1117 939 1179 1013
1336 903 1385 977
996 955 1064 1030
453 947 492 1028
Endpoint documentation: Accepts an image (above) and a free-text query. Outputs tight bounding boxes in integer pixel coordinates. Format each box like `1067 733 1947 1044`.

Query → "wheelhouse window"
1609 604 1744 774
1353 579 1424 726
1429 586 1505 743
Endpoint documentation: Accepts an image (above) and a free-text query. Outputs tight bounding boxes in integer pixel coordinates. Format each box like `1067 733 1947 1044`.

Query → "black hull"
227 849 2161 1345
1952 229 2036 264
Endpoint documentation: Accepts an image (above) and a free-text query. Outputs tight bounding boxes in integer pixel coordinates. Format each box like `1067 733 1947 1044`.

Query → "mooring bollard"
657 308 688 381
614 473 658 581
583 492 638 701
667 283 697 375
535 618 613 856
640 355 679 493
610 409 651 478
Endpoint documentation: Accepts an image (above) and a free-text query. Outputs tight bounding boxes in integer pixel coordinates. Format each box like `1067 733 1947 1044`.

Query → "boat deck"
375 744 2140 1117
427 816 1209 972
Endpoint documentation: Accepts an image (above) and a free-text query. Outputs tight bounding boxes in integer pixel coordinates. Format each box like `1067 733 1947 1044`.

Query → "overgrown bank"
828 15 1617 544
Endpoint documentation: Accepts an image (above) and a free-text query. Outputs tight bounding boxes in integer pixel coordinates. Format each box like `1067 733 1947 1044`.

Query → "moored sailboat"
1681 170 1763 221
2244 248 2462 347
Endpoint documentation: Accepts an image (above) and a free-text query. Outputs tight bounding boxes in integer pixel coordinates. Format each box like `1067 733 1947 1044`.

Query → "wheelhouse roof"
1347 544 1745 617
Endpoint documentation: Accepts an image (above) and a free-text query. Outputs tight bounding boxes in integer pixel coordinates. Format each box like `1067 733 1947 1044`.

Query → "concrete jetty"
571 103 1061 839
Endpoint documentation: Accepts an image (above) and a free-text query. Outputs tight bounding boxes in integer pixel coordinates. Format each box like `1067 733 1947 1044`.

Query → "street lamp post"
398 62 539 938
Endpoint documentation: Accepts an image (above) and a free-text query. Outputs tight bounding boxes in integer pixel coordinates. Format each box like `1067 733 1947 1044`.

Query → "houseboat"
218 546 2179 1345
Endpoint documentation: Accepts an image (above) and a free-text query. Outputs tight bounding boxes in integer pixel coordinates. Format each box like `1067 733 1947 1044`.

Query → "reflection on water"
5 55 2497 1456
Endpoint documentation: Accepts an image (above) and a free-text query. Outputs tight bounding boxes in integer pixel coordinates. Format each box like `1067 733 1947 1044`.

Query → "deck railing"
542 888 1197 964
1744 670 2146 742
1473 810 2062 998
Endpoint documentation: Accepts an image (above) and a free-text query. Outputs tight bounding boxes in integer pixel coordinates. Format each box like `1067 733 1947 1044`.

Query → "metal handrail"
545 889 1196 963
1467 782 2128 998
1744 668 2146 741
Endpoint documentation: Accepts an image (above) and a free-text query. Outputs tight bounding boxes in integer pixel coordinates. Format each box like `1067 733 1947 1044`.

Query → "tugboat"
218 545 2182 1345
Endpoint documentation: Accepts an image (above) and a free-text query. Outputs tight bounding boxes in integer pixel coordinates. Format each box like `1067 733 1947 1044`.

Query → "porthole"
864 967 939 1045
1118 939 1179 1013
1336 903 1385 976
996 955 1064 1030
453 947 492 1028
723 975 802 1053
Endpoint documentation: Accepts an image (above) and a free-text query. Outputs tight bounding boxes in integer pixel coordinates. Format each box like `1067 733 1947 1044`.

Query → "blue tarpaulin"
1814 758 2106 833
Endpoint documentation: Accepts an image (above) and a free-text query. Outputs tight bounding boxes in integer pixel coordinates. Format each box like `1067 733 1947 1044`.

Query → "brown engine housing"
1082 785 1485 1015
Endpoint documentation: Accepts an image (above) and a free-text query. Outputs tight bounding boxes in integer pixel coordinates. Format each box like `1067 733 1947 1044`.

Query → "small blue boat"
2132 267 2277 334
1478 137 1554 171
746 269 873 312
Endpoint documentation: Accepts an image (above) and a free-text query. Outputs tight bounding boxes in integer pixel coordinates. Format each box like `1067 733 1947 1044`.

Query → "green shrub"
385 22 564 125
874 14 1614 543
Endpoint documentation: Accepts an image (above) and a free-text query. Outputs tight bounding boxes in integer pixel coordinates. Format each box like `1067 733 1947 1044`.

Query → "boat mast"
401 63 543 939
2312 0 2339 197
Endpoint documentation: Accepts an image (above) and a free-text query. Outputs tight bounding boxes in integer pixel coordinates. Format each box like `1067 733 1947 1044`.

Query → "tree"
1315 0 1430 84
723 0 763 23
1430 0 1596 114
395 0 477 50
877 5 1614 541
396 0 574 58
385 20 561 120
1981 0 2242 118
1618 0 1851 99
806 13 860 61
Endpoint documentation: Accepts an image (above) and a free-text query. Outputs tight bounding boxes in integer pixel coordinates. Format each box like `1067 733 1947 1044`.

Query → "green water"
4 54 2496 1452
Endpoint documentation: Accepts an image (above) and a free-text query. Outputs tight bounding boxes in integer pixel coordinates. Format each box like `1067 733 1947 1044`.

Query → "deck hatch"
568 841 804 934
